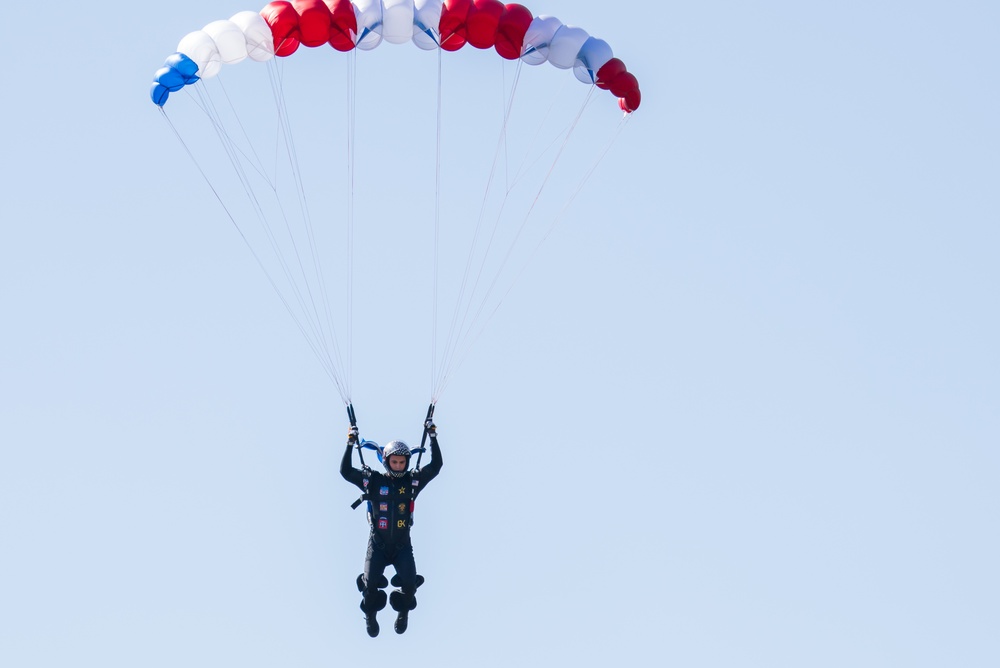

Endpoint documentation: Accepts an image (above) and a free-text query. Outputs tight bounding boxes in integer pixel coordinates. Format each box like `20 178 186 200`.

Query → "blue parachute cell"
150 53 200 106
150 82 170 106
165 53 200 82
154 66 186 92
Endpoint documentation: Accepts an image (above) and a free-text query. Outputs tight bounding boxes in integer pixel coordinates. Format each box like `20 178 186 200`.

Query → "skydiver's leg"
362 538 391 592
391 545 417 594
359 538 388 637
389 545 418 634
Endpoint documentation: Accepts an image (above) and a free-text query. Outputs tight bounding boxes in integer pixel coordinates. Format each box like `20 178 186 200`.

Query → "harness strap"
408 471 420 527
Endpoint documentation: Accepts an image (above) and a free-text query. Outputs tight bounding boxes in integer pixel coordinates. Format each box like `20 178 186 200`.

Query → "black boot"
394 609 408 634
389 589 415 634
365 611 380 638
359 583 387 638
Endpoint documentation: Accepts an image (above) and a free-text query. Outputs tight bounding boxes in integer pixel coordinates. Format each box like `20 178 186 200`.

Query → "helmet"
382 440 411 477
383 440 411 459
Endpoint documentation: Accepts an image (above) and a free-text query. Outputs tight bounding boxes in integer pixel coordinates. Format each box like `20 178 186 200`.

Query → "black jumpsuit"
340 435 442 613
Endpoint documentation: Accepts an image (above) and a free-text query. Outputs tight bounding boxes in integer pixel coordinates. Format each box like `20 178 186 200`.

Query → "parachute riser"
414 403 435 471
347 403 367 468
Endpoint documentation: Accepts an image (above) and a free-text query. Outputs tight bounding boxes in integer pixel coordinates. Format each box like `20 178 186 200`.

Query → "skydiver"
341 419 443 637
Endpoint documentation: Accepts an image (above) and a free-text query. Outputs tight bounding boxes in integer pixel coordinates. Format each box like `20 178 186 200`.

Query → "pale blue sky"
1 2 998 666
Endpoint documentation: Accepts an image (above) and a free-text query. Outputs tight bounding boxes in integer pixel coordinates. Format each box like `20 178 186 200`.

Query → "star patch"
398 486 407 494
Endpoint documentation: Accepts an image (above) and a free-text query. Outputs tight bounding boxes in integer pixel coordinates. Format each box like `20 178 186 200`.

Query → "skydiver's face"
387 455 408 472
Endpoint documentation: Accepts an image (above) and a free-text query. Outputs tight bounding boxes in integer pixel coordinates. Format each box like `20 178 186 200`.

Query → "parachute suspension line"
433 86 599 399
501 59 512 194
497 58 531 191
267 61 347 388
191 76 276 189
431 46 443 403
203 66 337 383
281 61 345 394
437 99 628 399
506 77 573 193
259 66 347 390
347 49 358 402
431 59 525 399
190 80 336 379
541 104 630 245
188 75 348 400
435 93 625 399
159 107 347 401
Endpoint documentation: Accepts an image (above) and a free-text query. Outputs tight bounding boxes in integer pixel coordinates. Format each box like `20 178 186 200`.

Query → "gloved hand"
424 419 437 436
348 425 359 444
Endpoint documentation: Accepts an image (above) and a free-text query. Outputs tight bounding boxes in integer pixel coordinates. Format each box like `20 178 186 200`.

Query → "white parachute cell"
231 11 275 62
354 0 384 50
203 20 248 65
412 0 442 50
547 25 589 70
178 30 222 78
573 36 612 84
521 15 562 66
382 0 415 45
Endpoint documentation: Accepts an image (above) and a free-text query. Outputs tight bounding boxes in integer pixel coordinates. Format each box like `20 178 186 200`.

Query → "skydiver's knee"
360 588 387 613
389 589 417 612
358 573 389 592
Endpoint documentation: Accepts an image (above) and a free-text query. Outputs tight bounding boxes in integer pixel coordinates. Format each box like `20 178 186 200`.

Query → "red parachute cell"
595 58 626 91
325 0 357 51
609 71 638 99
619 89 640 113
466 0 504 50
494 4 532 60
440 0 471 51
262 1 302 56
610 72 640 112
292 0 332 48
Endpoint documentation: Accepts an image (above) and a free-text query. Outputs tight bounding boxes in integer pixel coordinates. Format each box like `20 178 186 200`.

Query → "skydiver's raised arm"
340 427 365 488
417 425 442 484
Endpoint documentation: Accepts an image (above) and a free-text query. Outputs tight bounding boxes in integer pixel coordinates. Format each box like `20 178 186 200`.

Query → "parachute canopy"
152 2 639 405
150 0 641 112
